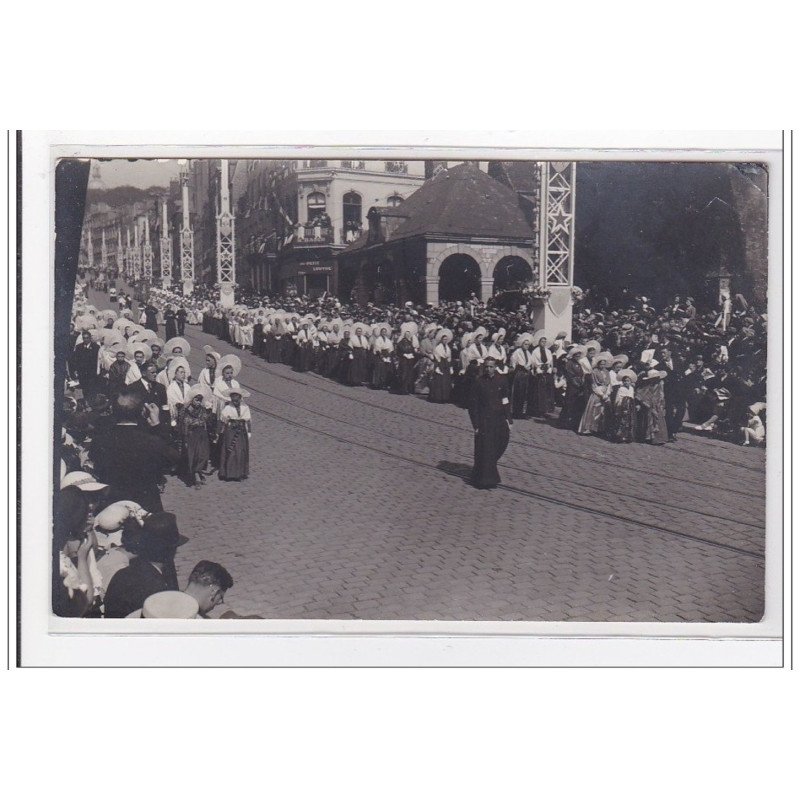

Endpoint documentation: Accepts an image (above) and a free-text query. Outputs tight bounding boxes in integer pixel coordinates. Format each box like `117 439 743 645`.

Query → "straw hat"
164 337 191 357
203 345 222 364
218 353 242 376
400 320 419 337
592 351 613 367
61 471 108 492
617 368 637 384
142 591 199 619
434 328 453 345
568 345 587 358
585 339 601 352
127 342 152 362
220 385 251 399
187 383 213 407
611 354 630 367
166 356 191 382
532 330 548 344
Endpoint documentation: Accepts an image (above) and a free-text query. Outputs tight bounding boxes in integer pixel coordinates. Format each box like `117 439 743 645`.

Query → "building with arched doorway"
337 163 537 305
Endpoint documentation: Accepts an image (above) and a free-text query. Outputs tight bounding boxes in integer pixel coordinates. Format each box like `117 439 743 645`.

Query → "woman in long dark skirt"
529 334 556 417
611 369 638 443
560 346 588 430
350 324 370 385
371 326 394 389
180 386 212 486
429 330 453 403
336 331 355 385
394 331 417 394
217 388 251 481
509 335 533 418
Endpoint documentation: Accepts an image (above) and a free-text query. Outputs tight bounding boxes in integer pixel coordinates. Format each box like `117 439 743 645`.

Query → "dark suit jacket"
104 557 176 618
128 378 168 409
90 422 180 511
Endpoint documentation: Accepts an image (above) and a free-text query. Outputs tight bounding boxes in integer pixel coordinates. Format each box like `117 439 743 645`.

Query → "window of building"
385 161 408 174
307 191 326 222
343 192 362 226
387 194 404 207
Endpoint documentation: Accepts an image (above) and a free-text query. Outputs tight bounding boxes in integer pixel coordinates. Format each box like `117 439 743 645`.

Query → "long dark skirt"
281 338 296 366
265 335 282 363
295 343 314 372
511 369 530 418
326 347 341 377
165 319 177 341
472 415 510 489
612 396 637 443
183 426 210 480
395 358 416 394
371 355 392 389
560 384 587 430
529 373 555 417
429 361 452 403
219 420 249 480
351 348 369 385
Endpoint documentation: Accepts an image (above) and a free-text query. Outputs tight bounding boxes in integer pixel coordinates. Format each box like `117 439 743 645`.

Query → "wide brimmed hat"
221 385 251 399
218 353 242 376
142 591 199 619
568 345 587 358
434 328 453 345
187 383 213 406
555 330 568 339
592 351 613 367
150 338 165 351
74 314 97 331
164 337 191 356
515 332 534 347
131 329 157 344
203 345 222 363
61 470 108 492
617 368 637 383
127 341 152 362
585 339 601 352
113 317 134 332
166 356 191 382
472 326 488 340
611 354 629 367
461 332 474 348
531 330 547 344
137 512 188 561
400 320 419 336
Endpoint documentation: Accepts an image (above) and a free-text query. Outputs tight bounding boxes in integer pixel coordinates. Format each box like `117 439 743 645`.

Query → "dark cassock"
69 336 100 396
176 307 187 335
144 304 159 333
164 309 178 341
468 362 513 489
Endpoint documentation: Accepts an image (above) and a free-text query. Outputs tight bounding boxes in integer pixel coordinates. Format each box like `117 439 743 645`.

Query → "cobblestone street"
94 291 766 622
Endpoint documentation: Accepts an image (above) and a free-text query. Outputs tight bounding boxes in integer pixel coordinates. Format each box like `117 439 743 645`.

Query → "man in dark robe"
468 357 512 489
69 330 100 396
143 302 159 333
176 306 188 335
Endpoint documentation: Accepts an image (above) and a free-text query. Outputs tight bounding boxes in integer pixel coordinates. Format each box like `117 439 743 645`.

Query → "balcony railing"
295 224 334 244
384 161 408 174
300 160 329 169
340 160 366 170
342 225 364 244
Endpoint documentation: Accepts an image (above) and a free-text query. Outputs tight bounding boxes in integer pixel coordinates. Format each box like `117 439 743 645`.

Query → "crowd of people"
57 277 768 616
56 284 260 619
163 283 766 449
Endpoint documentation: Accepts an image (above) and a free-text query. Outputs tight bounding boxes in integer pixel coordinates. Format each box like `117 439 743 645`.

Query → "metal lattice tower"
537 162 577 288
131 224 142 281
160 198 173 289
216 159 236 308
180 167 195 295
116 227 124 278
86 227 94 270
100 229 108 273
142 216 153 283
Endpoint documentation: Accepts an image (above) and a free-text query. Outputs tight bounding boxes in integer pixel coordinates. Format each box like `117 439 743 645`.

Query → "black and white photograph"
45 148 775 629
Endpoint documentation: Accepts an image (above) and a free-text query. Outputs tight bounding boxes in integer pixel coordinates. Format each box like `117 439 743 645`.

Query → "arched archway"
493 255 534 293
438 254 481 302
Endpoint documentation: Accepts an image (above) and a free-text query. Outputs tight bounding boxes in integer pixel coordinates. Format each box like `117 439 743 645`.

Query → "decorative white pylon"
160 198 173 290
142 215 153 283
217 159 236 308
180 167 195 296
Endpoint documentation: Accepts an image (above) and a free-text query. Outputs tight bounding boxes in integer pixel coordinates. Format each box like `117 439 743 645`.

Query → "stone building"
337 163 537 305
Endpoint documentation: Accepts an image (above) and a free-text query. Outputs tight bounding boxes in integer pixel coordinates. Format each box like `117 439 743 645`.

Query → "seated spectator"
104 512 187 618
